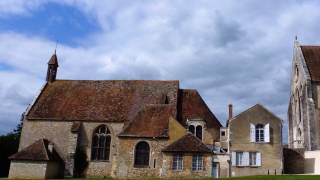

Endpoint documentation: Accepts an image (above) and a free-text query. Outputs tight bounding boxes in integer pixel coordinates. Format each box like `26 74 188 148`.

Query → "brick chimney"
228 104 233 120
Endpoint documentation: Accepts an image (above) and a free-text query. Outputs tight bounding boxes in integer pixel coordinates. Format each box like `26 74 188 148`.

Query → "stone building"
227 104 283 177
9 53 229 179
288 40 320 150
286 40 320 174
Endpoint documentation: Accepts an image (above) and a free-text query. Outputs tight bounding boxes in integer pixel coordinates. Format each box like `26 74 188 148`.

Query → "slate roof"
119 104 175 138
301 46 320 82
162 133 212 153
48 53 58 66
27 80 179 122
178 89 222 128
9 139 62 161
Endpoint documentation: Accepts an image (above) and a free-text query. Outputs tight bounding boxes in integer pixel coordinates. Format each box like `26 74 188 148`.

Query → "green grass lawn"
2 176 320 180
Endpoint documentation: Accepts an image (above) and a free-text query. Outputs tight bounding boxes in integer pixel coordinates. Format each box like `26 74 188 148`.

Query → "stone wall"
9 161 47 179
116 138 167 178
162 153 211 178
18 119 125 178
229 105 283 177
213 154 230 178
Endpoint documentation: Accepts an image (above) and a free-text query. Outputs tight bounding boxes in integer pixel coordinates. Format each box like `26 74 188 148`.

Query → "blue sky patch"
0 2 100 47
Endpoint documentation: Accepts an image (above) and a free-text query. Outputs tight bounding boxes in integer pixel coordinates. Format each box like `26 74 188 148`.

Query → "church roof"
9 139 62 161
178 89 222 128
119 104 175 138
301 46 320 82
26 80 222 138
162 133 212 153
27 80 179 122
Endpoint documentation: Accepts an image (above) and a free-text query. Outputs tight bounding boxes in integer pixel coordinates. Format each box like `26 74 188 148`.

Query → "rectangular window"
249 152 257 166
236 152 244 166
192 154 203 171
172 154 183 170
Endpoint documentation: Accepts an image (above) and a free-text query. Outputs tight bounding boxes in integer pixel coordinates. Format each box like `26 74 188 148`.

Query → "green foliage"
74 147 89 178
0 113 24 177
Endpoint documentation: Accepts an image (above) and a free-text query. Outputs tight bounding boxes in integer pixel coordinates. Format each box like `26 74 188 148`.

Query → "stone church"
288 40 320 150
8 53 283 179
286 40 320 174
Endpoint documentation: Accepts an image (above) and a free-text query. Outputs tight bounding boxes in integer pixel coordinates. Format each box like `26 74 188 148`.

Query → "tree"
0 113 24 177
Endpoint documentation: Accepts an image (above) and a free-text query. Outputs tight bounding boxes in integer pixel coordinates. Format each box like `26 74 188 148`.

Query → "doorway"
212 162 219 178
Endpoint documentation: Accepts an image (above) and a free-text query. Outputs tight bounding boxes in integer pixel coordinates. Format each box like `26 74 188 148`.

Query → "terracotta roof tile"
178 89 222 128
162 133 211 153
119 104 175 138
301 46 320 82
27 80 179 122
9 139 62 161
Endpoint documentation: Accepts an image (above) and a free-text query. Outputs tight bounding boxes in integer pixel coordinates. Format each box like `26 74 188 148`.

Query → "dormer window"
188 125 203 140
187 119 205 140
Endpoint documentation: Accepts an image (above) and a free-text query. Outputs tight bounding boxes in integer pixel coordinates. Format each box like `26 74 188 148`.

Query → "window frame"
134 141 150 168
192 154 203 171
235 152 244 166
172 154 183 171
255 124 265 143
91 125 111 161
249 152 257 166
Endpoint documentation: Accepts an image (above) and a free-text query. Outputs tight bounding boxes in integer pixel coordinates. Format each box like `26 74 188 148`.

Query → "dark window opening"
221 131 226 136
188 125 195 134
165 95 169 104
196 125 202 140
91 125 111 161
134 141 150 167
255 124 264 142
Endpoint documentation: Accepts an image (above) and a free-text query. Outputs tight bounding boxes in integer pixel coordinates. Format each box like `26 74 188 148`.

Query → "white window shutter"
256 152 261 166
264 123 270 143
250 123 255 142
231 152 236 166
243 152 249 166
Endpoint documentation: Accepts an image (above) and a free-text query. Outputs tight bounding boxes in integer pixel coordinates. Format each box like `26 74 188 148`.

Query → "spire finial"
54 41 58 55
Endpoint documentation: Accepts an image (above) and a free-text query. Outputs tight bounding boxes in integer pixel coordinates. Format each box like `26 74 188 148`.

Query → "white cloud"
1 0 320 141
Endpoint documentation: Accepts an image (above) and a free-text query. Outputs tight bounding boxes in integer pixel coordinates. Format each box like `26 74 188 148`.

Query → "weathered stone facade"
228 104 283 177
288 41 320 150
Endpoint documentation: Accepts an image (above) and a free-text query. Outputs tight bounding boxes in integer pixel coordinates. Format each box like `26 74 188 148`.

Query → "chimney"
228 104 233 120
48 143 54 153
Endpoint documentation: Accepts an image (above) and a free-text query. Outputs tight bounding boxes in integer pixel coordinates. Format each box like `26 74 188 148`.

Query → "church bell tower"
46 52 59 82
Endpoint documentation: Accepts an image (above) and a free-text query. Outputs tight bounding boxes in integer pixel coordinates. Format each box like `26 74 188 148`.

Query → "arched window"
134 141 150 167
255 124 264 142
196 125 202 140
188 125 195 134
91 125 111 161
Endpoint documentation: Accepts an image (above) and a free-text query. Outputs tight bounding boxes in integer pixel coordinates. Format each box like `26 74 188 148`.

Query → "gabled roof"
27 80 179 122
119 105 175 138
229 104 282 124
162 133 212 153
9 139 62 161
178 89 222 128
301 46 320 82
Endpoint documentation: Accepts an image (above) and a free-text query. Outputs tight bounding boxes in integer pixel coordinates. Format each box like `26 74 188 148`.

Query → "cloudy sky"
1 0 320 142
